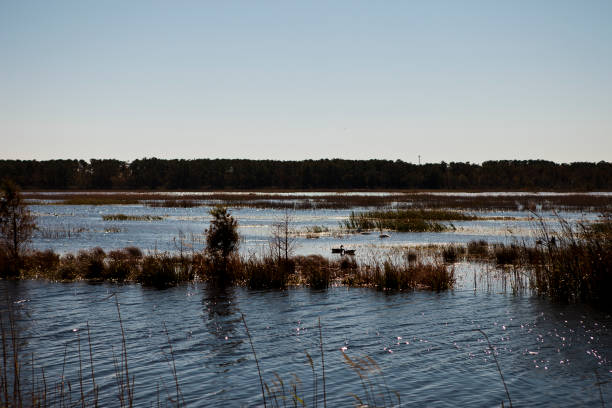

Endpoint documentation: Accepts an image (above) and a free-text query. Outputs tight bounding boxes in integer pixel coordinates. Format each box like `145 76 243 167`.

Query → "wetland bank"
2 190 612 406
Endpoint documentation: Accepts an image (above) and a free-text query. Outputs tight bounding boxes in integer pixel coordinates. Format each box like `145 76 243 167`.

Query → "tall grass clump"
467 240 490 260
242 255 295 289
527 214 612 309
296 255 331 289
78 247 107 280
493 243 521 266
106 247 143 282
134 252 198 288
22 249 60 278
369 261 454 291
442 244 465 263
342 250 455 291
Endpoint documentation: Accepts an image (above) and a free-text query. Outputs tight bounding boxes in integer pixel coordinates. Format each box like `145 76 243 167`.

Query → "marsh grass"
101 214 164 221
297 255 331 289
526 214 612 308
36 225 89 239
493 244 521 266
343 209 476 233
6 246 457 294
58 196 143 206
337 250 455 291
305 225 329 234
241 255 294 289
27 191 612 212
442 244 466 263
467 240 490 260
147 199 203 208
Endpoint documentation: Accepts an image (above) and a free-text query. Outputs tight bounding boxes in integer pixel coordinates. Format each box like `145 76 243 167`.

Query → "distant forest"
1 159 610 191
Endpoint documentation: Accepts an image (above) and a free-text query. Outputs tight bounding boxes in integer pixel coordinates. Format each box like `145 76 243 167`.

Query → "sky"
1 0 611 164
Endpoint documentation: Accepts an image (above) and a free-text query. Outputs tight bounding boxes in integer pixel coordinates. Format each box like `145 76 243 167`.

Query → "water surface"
3 276 611 407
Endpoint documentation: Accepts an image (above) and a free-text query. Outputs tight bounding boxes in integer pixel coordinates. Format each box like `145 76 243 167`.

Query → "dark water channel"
2 276 611 407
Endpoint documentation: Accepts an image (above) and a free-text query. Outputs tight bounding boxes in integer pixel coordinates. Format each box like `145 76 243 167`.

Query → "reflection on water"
1 280 611 406
203 286 245 376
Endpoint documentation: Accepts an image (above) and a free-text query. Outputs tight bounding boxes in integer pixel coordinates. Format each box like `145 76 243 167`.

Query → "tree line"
0 158 610 190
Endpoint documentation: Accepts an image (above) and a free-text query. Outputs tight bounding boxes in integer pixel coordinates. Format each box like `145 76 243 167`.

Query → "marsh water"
27 199 600 259
3 193 612 406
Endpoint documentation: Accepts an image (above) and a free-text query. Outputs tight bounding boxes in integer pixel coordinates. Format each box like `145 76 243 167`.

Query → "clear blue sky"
1 0 611 163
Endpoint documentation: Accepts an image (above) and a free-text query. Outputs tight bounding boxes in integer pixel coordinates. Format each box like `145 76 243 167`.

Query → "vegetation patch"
304 225 329 234
23 190 612 212
526 215 612 309
147 198 203 208
101 214 164 221
343 209 476 233
60 196 143 205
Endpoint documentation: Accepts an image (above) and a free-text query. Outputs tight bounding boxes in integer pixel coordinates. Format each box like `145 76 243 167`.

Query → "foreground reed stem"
319 317 326 408
476 329 512 408
242 314 266 408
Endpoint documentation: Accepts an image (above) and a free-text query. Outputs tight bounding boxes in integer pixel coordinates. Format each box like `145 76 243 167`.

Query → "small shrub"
414 262 455 291
205 206 240 285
